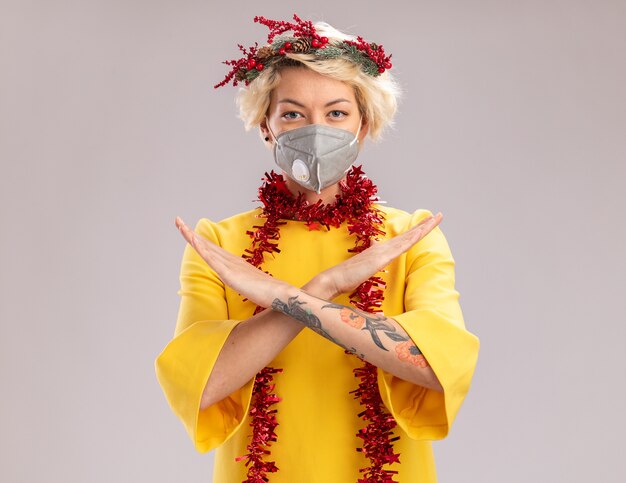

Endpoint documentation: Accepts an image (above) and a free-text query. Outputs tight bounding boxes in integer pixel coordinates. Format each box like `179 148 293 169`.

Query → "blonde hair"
235 21 403 142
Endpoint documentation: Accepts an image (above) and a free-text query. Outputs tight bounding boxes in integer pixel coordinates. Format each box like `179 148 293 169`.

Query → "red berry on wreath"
321 36 329 44
279 48 286 55
284 42 292 49
256 63 264 71
312 39 320 48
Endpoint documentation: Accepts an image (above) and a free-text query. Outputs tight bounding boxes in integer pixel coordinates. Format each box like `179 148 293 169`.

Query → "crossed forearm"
272 286 443 392
199 280 325 410
200 280 443 412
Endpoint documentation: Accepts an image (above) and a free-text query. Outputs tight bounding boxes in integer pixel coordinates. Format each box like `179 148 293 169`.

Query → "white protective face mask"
266 117 363 194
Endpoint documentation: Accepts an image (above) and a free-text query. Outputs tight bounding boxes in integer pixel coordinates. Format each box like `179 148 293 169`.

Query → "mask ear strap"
350 115 364 146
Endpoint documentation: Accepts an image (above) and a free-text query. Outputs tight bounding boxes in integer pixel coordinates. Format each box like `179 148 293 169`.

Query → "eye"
328 110 348 119
281 111 302 120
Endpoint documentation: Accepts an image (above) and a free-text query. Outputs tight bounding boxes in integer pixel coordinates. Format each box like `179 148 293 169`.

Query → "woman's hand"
175 217 292 308
313 212 443 300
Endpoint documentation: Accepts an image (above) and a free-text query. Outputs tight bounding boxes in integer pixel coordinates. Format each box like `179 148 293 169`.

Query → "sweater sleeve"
154 218 254 453
377 209 480 440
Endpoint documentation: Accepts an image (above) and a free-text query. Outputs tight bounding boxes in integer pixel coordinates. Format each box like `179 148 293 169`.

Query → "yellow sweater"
155 204 480 482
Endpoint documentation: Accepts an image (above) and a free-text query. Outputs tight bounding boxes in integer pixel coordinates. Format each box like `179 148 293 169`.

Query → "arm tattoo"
272 296 343 348
272 296 429 367
395 340 430 368
323 303 430 368
272 296 362 356
321 303 408 351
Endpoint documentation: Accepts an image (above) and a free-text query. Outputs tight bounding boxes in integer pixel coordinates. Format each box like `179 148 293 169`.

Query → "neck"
283 176 344 205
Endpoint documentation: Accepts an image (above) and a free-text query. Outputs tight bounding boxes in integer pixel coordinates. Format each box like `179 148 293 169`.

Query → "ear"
259 117 273 144
259 118 274 146
259 118 271 143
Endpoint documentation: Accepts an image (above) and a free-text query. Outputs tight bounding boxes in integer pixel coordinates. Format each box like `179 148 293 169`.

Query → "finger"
406 213 441 240
176 220 209 260
424 212 443 231
364 217 430 257
187 228 251 274
413 212 442 229
176 219 211 257
382 212 443 256
175 216 195 245
407 212 442 237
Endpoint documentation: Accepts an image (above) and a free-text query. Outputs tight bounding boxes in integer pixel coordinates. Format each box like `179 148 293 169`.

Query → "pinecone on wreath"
256 46 275 60
290 38 312 52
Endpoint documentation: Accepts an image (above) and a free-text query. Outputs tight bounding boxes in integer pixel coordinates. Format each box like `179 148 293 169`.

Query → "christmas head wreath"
214 13 393 88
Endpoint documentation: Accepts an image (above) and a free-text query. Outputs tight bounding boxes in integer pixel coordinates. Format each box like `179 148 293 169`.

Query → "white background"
1 1 625 481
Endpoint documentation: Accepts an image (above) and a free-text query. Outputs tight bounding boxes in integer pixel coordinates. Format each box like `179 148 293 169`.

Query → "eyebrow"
277 98 352 108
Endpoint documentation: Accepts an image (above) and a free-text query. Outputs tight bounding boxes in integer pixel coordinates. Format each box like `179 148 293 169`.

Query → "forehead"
270 67 356 106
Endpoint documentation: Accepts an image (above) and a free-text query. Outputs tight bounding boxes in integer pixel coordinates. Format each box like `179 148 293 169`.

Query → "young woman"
155 14 480 483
